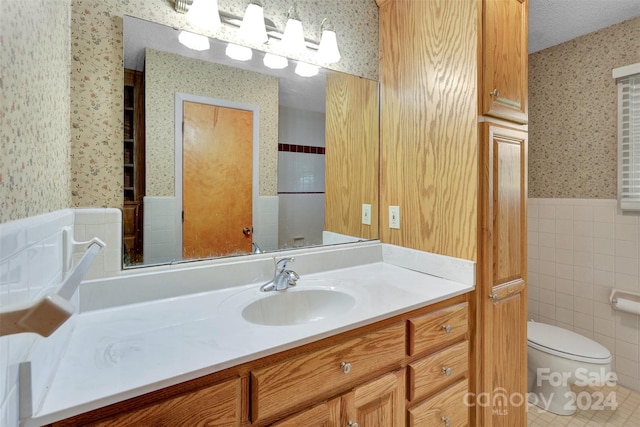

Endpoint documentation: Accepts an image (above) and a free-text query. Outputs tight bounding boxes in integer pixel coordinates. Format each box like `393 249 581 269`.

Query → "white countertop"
27 261 473 425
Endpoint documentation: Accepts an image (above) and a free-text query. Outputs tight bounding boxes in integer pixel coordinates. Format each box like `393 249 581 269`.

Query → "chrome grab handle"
489 293 499 302
441 416 451 427
341 362 352 374
442 367 452 377
490 89 499 97
442 324 452 334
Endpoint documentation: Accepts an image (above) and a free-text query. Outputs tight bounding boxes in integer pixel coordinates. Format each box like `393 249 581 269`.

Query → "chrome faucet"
260 257 300 292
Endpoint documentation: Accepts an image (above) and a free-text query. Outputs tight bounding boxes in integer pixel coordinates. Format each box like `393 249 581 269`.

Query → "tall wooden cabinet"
378 0 528 425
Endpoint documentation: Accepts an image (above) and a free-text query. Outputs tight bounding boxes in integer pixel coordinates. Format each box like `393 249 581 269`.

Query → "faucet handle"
275 257 295 270
286 270 300 286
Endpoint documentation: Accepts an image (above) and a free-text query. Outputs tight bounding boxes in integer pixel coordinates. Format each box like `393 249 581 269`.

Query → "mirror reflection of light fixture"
238 0 268 44
295 62 319 77
317 19 341 64
281 6 306 55
185 0 221 31
263 52 288 69
178 30 211 51
226 43 253 61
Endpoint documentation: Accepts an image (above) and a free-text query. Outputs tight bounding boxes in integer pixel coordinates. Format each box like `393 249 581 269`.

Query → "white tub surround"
22 243 475 426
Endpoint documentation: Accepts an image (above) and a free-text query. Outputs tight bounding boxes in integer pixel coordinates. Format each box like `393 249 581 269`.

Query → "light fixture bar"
175 0 194 14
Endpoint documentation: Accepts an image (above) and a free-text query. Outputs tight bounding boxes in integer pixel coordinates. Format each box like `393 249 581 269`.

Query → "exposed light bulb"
263 53 288 69
295 62 319 77
186 0 222 31
178 31 210 51
225 43 253 61
317 29 341 63
239 1 268 44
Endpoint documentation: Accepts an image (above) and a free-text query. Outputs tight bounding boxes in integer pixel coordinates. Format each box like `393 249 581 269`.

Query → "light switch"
389 206 400 229
362 204 372 225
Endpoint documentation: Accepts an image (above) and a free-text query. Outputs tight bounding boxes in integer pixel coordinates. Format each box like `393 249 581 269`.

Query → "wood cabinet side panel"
379 0 478 260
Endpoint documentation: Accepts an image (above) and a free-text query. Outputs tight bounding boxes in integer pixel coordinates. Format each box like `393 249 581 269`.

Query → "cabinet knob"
348 421 359 427
441 416 451 427
442 366 452 377
442 324 452 334
489 293 499 302
490 89 499 97
341 362 353 374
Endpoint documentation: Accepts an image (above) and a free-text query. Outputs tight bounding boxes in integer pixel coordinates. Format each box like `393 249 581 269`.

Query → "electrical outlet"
389 206 400 229
362 204 372 225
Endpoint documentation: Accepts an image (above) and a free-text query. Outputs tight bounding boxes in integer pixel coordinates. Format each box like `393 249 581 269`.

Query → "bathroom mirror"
123 16 379 267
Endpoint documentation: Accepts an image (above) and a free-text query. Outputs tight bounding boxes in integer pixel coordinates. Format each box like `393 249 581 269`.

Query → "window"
615 63 640 211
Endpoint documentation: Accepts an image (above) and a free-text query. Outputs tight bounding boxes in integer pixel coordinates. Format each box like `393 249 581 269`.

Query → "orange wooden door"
182 101 253 258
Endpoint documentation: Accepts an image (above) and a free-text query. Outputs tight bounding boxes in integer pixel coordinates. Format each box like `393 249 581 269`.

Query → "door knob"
243 227 252 236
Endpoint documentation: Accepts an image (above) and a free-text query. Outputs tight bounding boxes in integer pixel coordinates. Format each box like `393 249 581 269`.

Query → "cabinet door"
272 398 340 427
477 124 527 426
342 369 405 427
482 0 528 123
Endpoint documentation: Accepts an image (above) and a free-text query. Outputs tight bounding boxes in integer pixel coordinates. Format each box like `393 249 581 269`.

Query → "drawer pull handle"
442 324 452 334
348 421 359 427
489 293 499 302
341 362 353 374
441 416 451 427
442 366 452 376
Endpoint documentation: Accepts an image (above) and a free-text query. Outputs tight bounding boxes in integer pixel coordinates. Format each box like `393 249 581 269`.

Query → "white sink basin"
242 288 356 326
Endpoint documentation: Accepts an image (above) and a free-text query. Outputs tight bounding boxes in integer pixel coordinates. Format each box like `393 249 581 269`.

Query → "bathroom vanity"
50 297 469 427
22 246 474 427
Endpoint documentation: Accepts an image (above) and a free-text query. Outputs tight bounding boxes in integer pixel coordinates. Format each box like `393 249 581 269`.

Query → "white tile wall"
278 194 325 248
279 106 326 148
277 152 326 193
254 196 279 251
0 210 74 426
143 197 179 265
528 198 640 392
0 208 122 425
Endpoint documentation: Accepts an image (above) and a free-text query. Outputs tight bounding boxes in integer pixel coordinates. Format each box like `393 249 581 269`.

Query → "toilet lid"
528 321 611 363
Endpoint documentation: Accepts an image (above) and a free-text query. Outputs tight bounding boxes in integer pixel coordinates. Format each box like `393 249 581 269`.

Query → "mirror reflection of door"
182 101 253 258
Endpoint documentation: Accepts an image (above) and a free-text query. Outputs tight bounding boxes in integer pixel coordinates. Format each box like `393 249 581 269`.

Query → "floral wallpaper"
0 0 71 223
529 17 640 199
145 48 278 196
70 0 379 209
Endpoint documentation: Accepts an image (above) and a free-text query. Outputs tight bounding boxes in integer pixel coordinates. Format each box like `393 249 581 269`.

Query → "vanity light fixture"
184 0 221 31
238 0 268 44
263 52 288 69
317 19 341 64
281 6 306 55
226 43 253 61
295 62 319 77
178 30 210 51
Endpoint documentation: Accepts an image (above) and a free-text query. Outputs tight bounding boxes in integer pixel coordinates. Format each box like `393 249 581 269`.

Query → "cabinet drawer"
408 379 469 427
408 340 468 402
408 302 468 356
87 377 241 426
251 322 405 423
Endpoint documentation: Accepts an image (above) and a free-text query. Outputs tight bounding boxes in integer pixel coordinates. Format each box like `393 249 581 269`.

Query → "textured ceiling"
529 0 640 53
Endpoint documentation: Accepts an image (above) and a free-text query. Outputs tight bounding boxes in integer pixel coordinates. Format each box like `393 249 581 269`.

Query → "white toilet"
527 321 612 416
